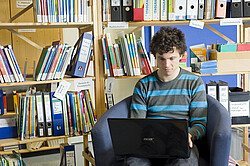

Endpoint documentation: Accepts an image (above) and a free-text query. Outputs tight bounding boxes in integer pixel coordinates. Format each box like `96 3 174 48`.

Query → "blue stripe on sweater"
178 74 199 80
140 76 158 83
190 117 207 123
148 105 189 112
148 89 191 97
190 101 207 108
192 84 206 95
134 87 146 98
130 104 147 111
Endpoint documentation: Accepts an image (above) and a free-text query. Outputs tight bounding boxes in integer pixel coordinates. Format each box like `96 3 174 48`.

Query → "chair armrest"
206 95 231 166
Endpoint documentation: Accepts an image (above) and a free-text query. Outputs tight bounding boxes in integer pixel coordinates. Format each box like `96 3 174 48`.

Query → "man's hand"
188 133 193 148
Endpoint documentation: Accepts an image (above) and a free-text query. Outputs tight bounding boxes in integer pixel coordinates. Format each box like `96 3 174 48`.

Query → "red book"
237 43 250 51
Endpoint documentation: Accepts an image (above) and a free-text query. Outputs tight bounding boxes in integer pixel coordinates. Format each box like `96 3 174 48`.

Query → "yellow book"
12 90 18 114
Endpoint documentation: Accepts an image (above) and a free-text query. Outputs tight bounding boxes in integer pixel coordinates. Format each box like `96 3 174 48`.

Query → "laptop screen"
108 118 190 159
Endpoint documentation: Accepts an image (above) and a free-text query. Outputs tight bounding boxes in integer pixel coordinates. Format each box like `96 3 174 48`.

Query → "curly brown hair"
149 27 187 57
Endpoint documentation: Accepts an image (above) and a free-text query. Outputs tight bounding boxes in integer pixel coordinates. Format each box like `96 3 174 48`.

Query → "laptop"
108 118 190 159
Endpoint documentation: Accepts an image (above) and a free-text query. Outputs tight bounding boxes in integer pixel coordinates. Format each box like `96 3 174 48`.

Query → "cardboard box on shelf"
210 50 250 73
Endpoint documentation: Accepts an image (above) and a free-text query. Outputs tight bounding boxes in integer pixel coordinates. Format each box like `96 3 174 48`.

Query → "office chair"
91 95 231 166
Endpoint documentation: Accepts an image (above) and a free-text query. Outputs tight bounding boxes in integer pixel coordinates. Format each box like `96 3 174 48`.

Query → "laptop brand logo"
143 137 155 142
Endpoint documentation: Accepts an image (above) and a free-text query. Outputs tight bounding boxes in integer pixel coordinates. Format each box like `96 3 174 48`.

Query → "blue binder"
66 33 93 78
50 92 65 136
0 90 4 115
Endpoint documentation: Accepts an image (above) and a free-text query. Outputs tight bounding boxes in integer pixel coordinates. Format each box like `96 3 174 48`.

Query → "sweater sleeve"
130 80 147 118
189 77 208 141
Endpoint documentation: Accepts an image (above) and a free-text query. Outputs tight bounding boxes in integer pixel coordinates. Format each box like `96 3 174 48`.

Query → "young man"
129 27 207 166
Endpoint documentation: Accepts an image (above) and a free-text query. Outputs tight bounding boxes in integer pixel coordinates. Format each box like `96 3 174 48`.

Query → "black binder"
206 81 217 100
231 0 243 18
243 0 250 17
43 92 53 137
35 92 46 137
111 0 122 21
122 0 133 21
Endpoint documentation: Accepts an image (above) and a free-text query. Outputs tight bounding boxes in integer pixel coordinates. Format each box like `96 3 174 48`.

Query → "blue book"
199 68 218 74
50 92 65 136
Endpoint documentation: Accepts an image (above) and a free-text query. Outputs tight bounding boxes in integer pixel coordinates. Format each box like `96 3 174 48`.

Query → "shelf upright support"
92 0 106 119
204 24 236 44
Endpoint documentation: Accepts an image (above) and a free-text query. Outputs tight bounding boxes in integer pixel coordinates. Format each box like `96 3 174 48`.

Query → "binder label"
52 99 63 114
111 0 121 6
80 38 92 62
220 18 242 26
0 118 16 128
230 101 249 117
189 20 204 29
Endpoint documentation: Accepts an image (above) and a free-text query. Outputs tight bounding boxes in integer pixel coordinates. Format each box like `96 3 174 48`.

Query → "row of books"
102 32 152 77
211 42 250 52
0 45 24 84
12 88 96 140
35 32 93 81
0 151 25 166
104 0 250 22
35 0 90 23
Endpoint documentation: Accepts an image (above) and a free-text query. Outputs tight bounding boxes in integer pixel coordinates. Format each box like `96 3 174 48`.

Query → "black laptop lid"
108 118 190 159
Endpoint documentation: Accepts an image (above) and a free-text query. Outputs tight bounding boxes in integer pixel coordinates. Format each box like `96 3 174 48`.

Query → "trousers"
126 145 199 166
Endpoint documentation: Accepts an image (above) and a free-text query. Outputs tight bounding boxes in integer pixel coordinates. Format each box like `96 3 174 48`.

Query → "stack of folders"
26 141 43 150
0 145 19 152
35 0 90 23
195 60 217 74
34 41 73 81
13 88 96 140
0 152 25 166
206 80 229 110
0 45 24 83
104 0 250 22
102 32 152 77
48 138 65 147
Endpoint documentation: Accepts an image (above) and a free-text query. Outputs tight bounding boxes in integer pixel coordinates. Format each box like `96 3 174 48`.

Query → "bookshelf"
0 0 100 165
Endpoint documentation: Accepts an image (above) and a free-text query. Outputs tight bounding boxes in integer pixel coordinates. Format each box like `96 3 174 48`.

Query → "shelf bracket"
7 3 33 23
8 29 43 50
204 24 236 44
129 26 143 33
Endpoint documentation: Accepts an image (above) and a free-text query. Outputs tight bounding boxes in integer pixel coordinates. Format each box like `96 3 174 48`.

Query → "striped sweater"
130 68 207 141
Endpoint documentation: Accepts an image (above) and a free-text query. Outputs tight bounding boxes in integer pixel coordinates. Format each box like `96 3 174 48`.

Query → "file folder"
111 0 122 21
43 92 53 137
198 0 205 19
133 0 144 21
231 0 243 18
206 81 217 100
123 0 133 21
50 92 65 136
215 0 227 18
186 0 198 19
243 0 250 17
35 92 46 137
217 80 229 111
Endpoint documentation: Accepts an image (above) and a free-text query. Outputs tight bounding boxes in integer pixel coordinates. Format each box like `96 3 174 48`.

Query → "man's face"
156 47 183 77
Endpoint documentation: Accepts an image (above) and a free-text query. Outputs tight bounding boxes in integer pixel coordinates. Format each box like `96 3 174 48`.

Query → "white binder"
175 0 187 20
186 0 198 19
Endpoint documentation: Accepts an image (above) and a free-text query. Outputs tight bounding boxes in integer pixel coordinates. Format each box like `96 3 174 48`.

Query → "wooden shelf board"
0 146 60 155
103 18 250 26
0 112 16 116
0 76 95 87
0 22 93 29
